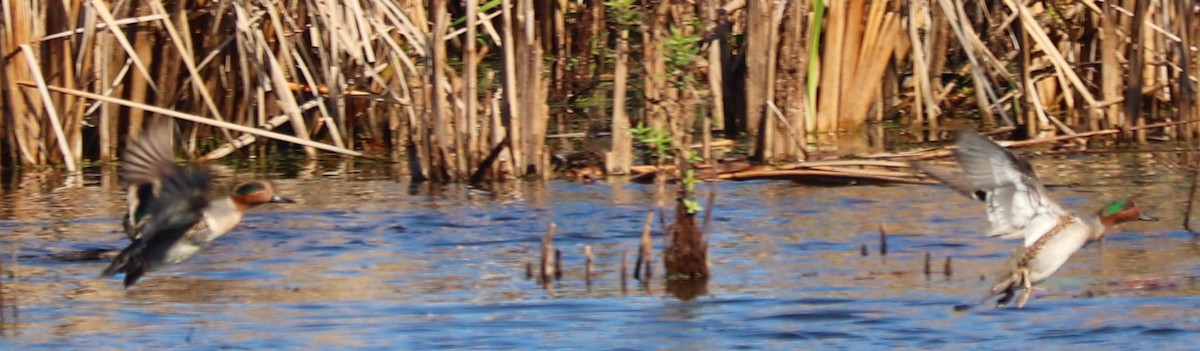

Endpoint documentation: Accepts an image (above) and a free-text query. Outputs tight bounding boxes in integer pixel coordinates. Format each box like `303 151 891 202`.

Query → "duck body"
916 130 1152 308
145 197 246 268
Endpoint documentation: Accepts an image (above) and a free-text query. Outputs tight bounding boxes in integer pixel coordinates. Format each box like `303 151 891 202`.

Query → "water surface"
0 151 1199 349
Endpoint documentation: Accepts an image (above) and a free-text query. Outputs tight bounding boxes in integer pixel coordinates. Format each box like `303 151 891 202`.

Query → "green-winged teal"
102 123 294 287
916 130 1154 308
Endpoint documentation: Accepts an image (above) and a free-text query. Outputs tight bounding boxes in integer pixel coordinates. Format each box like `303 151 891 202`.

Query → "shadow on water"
0 151 1197 348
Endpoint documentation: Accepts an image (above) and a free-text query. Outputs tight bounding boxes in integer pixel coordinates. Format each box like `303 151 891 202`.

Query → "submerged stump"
663 199 709 280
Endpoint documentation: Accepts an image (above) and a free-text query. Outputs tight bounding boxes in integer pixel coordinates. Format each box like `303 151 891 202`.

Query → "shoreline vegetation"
0 0 1196 182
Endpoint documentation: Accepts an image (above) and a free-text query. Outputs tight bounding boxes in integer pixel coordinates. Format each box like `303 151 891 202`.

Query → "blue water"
0 153 1198 349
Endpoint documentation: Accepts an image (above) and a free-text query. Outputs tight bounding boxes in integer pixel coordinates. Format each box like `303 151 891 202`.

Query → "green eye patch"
1104 199 1129 216
236 182 265 196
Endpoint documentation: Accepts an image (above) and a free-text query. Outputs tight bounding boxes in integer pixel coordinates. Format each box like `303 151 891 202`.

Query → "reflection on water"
0 150 1198 348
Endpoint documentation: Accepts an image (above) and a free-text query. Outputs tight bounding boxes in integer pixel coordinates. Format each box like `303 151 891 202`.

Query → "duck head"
231 181 295 210
1095 199 1156 239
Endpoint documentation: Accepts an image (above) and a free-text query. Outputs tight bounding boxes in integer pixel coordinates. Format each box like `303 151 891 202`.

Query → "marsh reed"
0 0 1196 177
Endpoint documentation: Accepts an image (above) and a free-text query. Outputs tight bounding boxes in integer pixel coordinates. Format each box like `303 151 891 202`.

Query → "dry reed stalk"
755 0 785 162
199 114 293 161
843 13 902 131
1016 23 1039 138
937 0 1005 127
2 1 39 166
149 0 235 144
642 0 670 132
491 86 513 179
778 0 810 161
766 101 808 160
88 0 159 94
430 0 453 181
705 0 726 132
465 0 480 178
815 0 846 132
95 39 134 162
38 14 166 42
1192 11 1200 141
925 6 946 140
58 4 86 164
516 0 551 178
745 0 772 136
1175 0 1198 140
842 0 867 94
501 0 523 174
249 2 318 158
607 26 632 175
446 10 503 42
906 1 940 134
1003 0 1099 108
290 51 345 149
1025 73 1050 136
1125 0 1149 141
17 45 75 172
23 83 362 157
1099 2 1123 131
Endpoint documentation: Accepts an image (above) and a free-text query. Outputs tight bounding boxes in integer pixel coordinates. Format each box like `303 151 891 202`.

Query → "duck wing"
121 123 180 240
919 130 1066 246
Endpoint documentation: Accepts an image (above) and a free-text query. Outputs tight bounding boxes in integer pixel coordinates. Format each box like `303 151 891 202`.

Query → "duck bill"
271 195 296 204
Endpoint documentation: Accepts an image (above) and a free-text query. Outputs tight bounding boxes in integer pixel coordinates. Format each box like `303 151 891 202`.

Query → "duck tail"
101 240 148 287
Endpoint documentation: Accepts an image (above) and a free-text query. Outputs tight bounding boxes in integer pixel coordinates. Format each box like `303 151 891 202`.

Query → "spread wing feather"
915 130 1066 246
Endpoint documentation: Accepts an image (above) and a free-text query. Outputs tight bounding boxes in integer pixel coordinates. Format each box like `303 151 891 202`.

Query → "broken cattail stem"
640 210 654 280
525 260 533 279
923 251 932 276
633 252 643 281
879 224 889 256
943 257 953 278
554 249 563 280
541 222 557 281
584 245 594 285
621 250 629 294
860 244 868 256
1186 155 1200 235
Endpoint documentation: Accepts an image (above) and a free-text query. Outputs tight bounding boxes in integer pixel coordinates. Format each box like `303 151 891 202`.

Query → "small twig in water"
621 250 629 294
944 257 953 278
923 252 932 277
584 245 594 286
879 224 889 256
541 223 557 282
